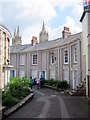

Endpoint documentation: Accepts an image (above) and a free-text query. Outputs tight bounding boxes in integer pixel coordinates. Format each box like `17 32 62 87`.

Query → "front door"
73 70 77 89
13 70 15 77
43 71 45 79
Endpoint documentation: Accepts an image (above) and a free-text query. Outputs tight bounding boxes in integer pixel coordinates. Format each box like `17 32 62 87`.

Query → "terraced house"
10 0 90 97
0 24 13 89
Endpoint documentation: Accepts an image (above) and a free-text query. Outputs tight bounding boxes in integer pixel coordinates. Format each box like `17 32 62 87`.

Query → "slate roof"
10 44 32 53
10 32 82 53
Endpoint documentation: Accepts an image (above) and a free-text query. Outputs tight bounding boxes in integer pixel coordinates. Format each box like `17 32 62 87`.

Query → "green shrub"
2 77 31 107
44 79 51 85
60 81 69 89
55 81 61 88
2 93 18 106
44 79 69 89
44 80 48 85
10 77 30 87
49 79 54 86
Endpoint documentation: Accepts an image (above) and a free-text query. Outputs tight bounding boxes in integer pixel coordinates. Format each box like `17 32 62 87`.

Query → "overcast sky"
0 0 83 45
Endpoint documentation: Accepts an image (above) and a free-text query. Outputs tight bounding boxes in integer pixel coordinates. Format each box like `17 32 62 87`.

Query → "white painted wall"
39 71 41 79
5 70 10 85
63 69 69 83
88 45 90 75
5 70 7 85
20 54 25 65
8 70 10 83
50 70 55 80
32 70 38 79
19 69 24 77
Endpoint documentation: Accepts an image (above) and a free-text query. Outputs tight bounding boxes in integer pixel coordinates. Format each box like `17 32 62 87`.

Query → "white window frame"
32 54 37 65
73 47 77 63
64 49 68 64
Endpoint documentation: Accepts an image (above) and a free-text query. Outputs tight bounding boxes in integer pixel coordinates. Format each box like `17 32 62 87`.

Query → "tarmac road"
6 86 88 119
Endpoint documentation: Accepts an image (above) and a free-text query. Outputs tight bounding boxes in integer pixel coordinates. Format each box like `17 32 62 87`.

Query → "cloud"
47 0 83 40
18 0 83 43
0 2 3 23
8 0 57 44
22 25 41 44
47 26 62 40
16 0 57 23
47 15 82 41
63 16 82 34
21 13 82 44
0 16 3 23
0 17 3 23
1 0 83 45
72 4 83 21
51 0 82 10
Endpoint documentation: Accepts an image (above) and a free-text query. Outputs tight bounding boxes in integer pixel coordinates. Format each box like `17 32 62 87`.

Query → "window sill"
32 64 37 66
73 62 77 64
19 64 24 66
64 63 68 65
51 63 55 65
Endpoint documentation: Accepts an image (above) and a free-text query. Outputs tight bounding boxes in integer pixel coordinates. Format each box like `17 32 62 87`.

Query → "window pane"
33 55 37 64
74 47 77 63
64 50 68 63
50 52 55 64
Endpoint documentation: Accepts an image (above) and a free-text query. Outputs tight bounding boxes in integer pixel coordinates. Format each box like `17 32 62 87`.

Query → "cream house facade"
80 0 90 96
10 24 82 90
0 24 13 89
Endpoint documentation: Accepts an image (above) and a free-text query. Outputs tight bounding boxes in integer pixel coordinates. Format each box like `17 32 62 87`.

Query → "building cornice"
80 10 90 22
0 24 12 37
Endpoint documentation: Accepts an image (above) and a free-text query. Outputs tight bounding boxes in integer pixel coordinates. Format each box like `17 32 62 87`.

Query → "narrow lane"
6 87 88 119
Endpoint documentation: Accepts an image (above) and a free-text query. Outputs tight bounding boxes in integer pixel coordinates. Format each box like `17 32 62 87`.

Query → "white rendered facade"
0 24 13 89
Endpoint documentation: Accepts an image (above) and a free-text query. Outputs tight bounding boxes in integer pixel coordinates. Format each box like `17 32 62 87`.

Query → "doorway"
43 71 45 79
73 70 77 89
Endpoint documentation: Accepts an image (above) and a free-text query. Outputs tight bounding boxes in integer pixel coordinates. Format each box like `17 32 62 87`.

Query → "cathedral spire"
42 21 45 32
17 25 20 37
39 21 49 43
14 28 16 37
12 25 22 46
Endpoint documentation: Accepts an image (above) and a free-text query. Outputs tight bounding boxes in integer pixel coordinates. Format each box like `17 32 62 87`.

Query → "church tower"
12 25 22 46
39 21 49 43
80 0 90 97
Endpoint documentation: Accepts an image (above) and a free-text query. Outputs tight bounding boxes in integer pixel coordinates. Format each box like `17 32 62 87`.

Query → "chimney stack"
62 27 71 39
31 36 38 45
